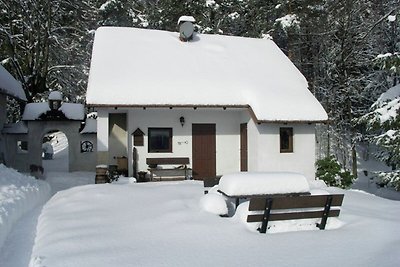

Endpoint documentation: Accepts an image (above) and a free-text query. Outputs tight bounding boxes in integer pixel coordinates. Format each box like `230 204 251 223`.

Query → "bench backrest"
247 194 344 233
146 157 189 166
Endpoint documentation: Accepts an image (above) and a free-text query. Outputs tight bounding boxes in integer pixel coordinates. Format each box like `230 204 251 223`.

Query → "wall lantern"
48 91 63 111
179 116 185 127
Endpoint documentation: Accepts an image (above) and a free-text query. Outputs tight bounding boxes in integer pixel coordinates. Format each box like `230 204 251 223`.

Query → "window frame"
280 127 293 153
17 140 28 154
148 128 173 153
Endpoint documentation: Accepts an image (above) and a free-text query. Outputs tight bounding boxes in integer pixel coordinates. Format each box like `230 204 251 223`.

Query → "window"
17 140 28 154
280 127 293 153
148 128 172 153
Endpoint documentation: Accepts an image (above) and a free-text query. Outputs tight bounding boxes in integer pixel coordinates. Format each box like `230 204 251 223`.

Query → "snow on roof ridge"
22 102 85 121
178 16 196 24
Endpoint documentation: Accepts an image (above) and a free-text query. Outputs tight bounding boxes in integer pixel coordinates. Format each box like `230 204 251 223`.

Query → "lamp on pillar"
48 91 63 111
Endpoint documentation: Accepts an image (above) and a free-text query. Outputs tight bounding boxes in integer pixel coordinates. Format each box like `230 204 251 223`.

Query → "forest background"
1 0 399 185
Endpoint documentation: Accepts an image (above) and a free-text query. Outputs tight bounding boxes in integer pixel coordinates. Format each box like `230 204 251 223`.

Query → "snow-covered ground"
27 179 400 267
1 133 400 267
42 131 69 173
0 165 50 251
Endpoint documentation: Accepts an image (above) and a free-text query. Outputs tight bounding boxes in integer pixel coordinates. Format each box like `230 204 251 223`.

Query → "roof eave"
0 88 27 102
87 103 328 124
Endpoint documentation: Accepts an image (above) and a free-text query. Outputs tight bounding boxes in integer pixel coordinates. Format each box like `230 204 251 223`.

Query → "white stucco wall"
98 107 317 180
97 109 109 152
128 108 246 176
247 120 316 180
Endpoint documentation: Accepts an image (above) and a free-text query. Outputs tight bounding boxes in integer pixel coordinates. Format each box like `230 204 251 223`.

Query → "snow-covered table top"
218 172 310 196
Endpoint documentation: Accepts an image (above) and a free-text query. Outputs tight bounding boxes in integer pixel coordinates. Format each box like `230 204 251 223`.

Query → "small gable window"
148 128 172 153
280 127 293 153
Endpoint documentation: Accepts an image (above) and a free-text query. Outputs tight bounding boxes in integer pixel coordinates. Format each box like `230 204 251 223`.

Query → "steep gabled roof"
0 65 27 101
86 27 327 122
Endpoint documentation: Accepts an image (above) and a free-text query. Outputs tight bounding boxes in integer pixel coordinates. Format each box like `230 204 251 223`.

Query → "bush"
316 156 355 189
377 171 400 191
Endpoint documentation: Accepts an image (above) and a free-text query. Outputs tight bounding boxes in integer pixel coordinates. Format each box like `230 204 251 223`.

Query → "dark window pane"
148 128 172 153
280 127 293 153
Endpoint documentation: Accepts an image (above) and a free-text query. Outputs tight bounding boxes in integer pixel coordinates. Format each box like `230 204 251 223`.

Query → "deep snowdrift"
30 180 400 267
0 164 50 250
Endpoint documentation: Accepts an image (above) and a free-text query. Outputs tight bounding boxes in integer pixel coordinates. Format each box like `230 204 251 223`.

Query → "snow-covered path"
0 171 94 267
0 206 44 267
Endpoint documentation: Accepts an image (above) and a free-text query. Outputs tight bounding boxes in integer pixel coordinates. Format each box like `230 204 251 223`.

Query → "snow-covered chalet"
86 21 328 181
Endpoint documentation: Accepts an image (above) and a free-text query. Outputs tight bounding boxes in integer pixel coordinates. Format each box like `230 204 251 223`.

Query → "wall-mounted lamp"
180 116 185 127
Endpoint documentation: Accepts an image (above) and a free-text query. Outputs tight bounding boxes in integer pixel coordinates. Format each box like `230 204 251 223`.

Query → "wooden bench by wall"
146 157 190 181
247 194 344 233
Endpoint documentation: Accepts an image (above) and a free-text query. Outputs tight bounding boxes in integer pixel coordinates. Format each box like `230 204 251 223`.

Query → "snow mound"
199 193 228 215
112 177 137 184
0 164 50 250
219 172 310 196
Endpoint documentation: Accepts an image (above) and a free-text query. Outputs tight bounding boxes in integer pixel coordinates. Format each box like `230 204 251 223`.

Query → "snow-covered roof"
86 27 328 122
80 118 97 134
22 102 85 121
0 65 27 101
1 121 28 134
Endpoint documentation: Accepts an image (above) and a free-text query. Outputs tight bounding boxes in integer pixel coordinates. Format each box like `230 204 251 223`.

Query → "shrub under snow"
0 164 50 250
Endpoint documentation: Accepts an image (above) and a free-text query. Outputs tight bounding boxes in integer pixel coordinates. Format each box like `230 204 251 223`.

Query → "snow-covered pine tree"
0 0 101 105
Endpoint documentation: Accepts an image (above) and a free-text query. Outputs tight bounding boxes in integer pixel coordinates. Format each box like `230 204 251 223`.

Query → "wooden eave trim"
257 119 328 124
86 104 250 109
88 103 328 124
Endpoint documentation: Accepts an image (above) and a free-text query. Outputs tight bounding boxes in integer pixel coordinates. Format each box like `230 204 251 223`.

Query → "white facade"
247 120 316 180
88 26 327 181
96 107 318 180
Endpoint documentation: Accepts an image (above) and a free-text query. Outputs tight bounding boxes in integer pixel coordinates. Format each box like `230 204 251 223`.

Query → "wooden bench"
146 157 190 181
218 190 311 209
203 176 222 194
247 194 344 233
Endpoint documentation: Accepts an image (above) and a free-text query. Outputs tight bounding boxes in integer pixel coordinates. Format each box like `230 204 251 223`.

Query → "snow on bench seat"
218 172 310 197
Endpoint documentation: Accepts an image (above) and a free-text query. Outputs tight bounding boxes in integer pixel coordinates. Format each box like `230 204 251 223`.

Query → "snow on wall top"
22 102 85 121
86 27 328 122
48 91 63 101
0 65 27 101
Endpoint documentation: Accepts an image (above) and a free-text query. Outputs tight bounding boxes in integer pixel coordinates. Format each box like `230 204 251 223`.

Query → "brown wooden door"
240 123 248 171
192 124 216 180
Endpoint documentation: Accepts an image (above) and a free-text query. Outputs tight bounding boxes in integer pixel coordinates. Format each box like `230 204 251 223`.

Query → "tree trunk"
352 145 358 178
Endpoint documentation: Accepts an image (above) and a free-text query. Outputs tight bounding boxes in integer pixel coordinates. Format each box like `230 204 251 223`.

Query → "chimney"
177 16 196 42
